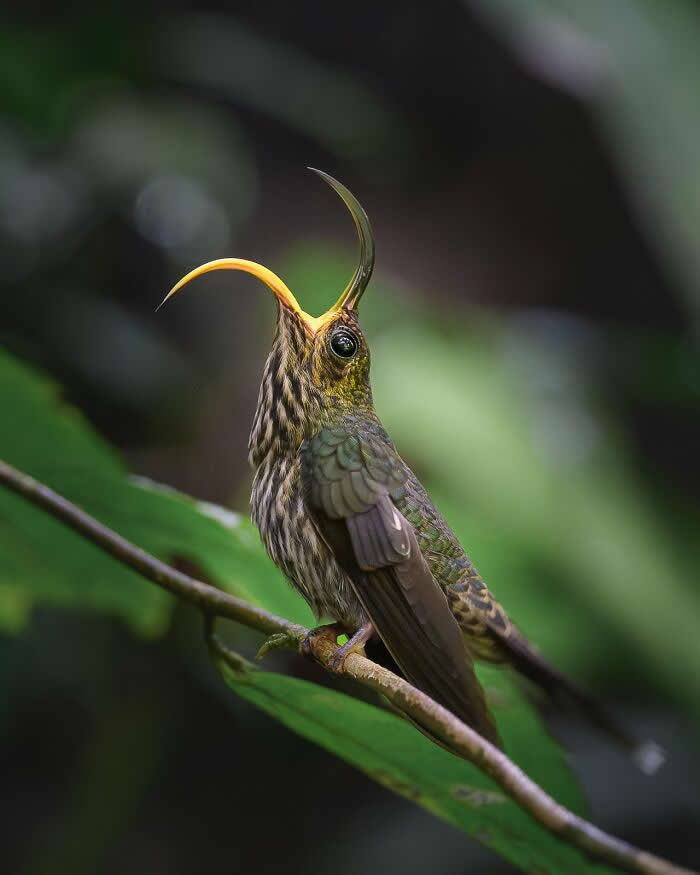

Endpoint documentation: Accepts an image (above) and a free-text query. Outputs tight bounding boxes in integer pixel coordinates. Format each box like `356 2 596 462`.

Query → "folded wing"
302 427 501 748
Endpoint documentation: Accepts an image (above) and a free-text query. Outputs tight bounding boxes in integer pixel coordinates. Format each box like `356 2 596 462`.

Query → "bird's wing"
302 427 501 747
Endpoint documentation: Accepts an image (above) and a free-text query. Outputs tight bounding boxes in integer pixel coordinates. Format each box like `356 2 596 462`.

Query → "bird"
160 168 663 768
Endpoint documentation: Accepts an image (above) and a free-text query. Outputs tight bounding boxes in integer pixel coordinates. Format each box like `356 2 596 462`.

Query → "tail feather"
502 632 665 774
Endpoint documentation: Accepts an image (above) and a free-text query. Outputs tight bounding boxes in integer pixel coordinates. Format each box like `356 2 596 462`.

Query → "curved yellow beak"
158 170 375 334
157 257 336 334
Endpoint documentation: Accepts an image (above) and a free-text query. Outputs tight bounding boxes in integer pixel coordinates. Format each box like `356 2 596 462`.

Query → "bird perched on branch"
161 169 662 768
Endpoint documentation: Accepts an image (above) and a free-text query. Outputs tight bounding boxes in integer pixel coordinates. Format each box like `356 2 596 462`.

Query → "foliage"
0 348 311 634
220 662 616 874
0 348 629 873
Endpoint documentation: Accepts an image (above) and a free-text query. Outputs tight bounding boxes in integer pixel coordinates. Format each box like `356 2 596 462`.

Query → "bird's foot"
255 632 297 660
328 622 375 673
301 622 345 661
263 622 375 673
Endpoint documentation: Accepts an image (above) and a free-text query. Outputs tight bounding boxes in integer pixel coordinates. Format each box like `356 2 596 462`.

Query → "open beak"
157 169 375 334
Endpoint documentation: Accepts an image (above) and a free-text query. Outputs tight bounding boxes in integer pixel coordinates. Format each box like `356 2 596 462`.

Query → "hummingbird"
161 169 662 765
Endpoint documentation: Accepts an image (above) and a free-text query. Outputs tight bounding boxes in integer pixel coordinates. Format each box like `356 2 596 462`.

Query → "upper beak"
308 168 374 313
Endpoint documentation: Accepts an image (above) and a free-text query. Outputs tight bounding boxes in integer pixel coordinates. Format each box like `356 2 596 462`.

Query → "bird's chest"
250 454 365 627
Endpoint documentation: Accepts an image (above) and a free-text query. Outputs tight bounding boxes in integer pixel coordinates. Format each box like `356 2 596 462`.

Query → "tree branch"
0 459 694 875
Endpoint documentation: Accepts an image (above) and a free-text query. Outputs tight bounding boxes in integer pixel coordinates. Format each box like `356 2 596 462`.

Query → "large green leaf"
0 348 312 634
0 348 606 871
219 660 616 875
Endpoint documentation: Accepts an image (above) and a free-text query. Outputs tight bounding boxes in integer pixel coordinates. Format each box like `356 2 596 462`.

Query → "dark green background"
1 2 699 873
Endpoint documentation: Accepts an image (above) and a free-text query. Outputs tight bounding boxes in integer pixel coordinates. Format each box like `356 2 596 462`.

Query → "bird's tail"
502 633 665 774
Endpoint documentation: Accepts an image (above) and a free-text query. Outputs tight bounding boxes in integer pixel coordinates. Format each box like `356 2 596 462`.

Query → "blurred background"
1 1 699 872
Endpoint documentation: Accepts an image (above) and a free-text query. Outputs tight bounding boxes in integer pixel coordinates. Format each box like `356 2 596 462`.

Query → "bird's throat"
248 309 320 468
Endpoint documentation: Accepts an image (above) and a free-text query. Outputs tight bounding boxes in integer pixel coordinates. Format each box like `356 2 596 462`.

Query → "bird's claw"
272 622 375 673
301 623 344 660
328 641 361 673
256 632 297 660
328 622 375 673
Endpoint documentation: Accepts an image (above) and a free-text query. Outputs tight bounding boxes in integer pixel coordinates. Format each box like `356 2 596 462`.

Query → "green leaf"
220 661 616 875
0 348 313 634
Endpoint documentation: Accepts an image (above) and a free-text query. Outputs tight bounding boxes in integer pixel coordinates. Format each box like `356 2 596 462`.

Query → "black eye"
330 329 358 359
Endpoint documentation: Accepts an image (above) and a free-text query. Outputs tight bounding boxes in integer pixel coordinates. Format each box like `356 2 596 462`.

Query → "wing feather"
340 469 368 514
302 427 501 748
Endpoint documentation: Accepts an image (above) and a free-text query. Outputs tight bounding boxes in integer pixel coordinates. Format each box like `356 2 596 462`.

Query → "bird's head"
160 170 377 464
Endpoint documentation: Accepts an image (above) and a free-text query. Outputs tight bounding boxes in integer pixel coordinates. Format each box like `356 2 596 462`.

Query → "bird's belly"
251 456 366 628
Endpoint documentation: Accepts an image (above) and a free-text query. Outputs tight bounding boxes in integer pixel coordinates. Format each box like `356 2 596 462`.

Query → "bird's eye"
330 329 358 359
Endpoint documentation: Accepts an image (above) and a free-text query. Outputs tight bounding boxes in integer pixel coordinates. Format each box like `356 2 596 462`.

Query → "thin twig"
0 459 694 875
